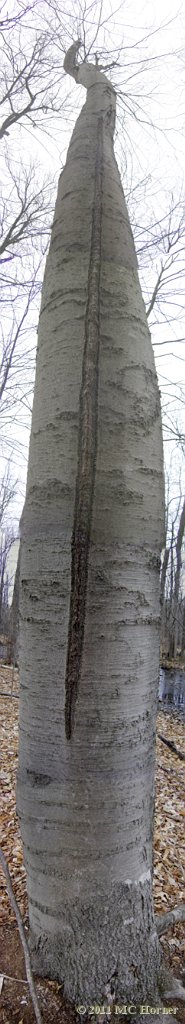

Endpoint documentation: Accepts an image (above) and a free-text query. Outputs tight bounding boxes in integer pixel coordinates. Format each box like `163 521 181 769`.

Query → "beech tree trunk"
17 46 165 1006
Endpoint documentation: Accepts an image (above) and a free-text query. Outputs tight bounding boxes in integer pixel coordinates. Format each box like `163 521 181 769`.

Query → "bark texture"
17 44 165 1004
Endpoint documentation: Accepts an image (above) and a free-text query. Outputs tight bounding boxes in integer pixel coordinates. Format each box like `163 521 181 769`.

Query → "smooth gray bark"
17 45 165 1005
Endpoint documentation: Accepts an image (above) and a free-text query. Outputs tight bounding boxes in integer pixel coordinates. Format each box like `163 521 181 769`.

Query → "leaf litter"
0 666 185 1023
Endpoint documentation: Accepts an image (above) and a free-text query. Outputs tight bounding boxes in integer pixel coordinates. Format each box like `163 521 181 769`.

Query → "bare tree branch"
0 80 35 141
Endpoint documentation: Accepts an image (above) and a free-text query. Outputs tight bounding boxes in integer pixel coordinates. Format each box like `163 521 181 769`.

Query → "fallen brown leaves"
0 667 27 925
155 714 185 913
0 666 185 1023
154 712 185 991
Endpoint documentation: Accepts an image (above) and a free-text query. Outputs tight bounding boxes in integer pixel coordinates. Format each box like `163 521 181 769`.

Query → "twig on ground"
0 847 43 1024
157 733 185 761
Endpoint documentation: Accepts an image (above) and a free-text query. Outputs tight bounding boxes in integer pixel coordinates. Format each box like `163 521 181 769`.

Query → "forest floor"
160 654 185 670
0 665 185 1024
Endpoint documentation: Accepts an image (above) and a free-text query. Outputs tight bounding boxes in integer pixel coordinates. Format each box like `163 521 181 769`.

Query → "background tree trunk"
160 546 169 652
168 499 185 658
9 543 20 665
17 49 165 1004
173 496 185 657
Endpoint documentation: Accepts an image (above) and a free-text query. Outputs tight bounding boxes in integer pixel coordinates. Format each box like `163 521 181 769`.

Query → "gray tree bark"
17 43 165 1006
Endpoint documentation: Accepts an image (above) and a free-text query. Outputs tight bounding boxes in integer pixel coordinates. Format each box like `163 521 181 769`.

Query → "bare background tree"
0 0 184 612
0 461 17 634
161 482 185 659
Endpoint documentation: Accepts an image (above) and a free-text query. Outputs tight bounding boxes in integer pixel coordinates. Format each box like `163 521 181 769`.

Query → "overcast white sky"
1 0 185 549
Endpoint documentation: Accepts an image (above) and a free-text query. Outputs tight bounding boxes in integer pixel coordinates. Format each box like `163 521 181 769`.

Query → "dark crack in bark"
64 117 103 740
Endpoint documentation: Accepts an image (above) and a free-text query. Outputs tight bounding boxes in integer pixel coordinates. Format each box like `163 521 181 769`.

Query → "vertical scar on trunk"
65 116 103 740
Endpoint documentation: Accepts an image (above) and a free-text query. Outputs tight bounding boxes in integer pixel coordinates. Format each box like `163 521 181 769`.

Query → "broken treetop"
63 40 116 127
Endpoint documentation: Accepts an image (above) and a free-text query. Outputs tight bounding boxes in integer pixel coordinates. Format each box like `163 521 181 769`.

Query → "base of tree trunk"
28 875 165 1007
